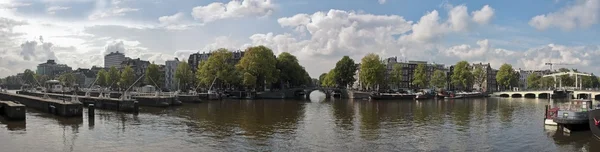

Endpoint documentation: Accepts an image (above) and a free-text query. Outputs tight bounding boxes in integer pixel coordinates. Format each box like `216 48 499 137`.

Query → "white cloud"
157 12 194 30
378 0 386 4
472 5 494 24
191 0 275 23
88 0 139 20
529 0 599 31
47 6 70 15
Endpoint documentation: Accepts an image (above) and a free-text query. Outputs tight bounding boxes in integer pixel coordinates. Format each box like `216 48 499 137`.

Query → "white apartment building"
165 58 180 91
104 51 126 68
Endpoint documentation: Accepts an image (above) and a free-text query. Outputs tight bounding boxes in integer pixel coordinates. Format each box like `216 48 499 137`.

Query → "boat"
369 92 415 100
588 103 600 139
552 99 592 132
414 92 432 100
456 91 487 98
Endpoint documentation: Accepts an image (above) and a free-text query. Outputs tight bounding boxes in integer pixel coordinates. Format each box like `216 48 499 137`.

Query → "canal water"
1 97 600 151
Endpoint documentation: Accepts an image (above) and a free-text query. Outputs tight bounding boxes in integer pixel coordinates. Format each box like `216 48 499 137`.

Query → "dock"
0 100 26 120
0 92 82 117
16 91 138 113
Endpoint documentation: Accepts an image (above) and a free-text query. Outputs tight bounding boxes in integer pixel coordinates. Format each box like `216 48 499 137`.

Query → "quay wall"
17 91 138 112
0 92 82 117
0 101 26 120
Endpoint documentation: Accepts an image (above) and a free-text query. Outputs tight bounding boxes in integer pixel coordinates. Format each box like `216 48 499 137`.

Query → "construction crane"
545 62 573 72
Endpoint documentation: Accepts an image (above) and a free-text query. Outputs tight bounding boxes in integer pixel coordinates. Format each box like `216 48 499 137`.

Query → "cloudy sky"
0 0 599 78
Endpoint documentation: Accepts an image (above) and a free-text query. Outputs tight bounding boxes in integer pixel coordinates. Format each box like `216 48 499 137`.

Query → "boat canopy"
46 80 60 84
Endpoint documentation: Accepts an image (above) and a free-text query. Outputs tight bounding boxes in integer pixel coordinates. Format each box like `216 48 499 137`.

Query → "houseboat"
370 92 416 100
551 99 592 131
589 103 600 139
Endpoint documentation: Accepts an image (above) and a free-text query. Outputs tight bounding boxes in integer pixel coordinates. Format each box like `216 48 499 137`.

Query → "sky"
0 0 599 78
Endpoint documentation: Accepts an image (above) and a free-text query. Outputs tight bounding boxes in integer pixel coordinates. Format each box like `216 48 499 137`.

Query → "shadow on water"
0 117 26 131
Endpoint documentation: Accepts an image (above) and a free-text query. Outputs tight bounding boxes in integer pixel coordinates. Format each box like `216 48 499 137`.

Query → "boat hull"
589 109 600 139
370 94 416 100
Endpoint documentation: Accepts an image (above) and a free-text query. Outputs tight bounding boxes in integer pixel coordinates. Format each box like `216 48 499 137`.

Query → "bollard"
133 101 139 114
544 105 549 120
88 104 95 118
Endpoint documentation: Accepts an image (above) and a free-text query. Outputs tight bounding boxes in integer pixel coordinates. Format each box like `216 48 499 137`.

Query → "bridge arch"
499 94 510 98
511 93 522 98
538 93 550 99
576 93 590 99
523 93 536 98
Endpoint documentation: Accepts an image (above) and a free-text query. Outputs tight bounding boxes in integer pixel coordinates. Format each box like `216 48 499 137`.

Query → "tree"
451 61 473 91
526 73 541 89
96 69 107 87
359 53 385 90
559 75 574 87
58 72 76 87
175 61 194 91
145 63 163 88
236 46 279 91
35 74 49 87
540 77 556 89
412 63 427 89
120 65 135 90
333 56 357 88
558 68 570 72
276 52 307 88
389 64 403 89
197 49 240 89
472 66 486 91
23 69 36 86
319 73 327 84
496 63 517 91
431 70 446 89
321 70 337 87
106 66 120 89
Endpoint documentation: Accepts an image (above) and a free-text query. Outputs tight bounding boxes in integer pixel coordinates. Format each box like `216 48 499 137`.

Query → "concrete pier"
0 100 26 120
0 92 82 117
132 96 178 107
177 95 201 103
16 91 138 112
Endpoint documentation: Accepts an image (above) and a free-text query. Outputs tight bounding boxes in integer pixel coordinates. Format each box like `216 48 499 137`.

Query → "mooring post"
88 104 95 118
133 101 139 114
545 105 549 120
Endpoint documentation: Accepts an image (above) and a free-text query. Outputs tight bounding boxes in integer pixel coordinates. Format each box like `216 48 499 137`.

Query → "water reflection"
0 117 25 131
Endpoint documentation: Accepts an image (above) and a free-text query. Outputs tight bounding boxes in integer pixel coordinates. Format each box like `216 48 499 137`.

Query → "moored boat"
369 92 415 100
553 99 592 131
588 104 600 139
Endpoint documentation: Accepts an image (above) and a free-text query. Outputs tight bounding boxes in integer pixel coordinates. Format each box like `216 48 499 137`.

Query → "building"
73 68 96 88
165 58 180 91
514 69 553 89
382 57 445 90
104 51 127 68
188 50 245 72
36 60 72 78
120 58 150 80
471 63 498 92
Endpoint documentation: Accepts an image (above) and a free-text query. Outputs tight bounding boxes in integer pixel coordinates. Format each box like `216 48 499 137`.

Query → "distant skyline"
0 0 599 78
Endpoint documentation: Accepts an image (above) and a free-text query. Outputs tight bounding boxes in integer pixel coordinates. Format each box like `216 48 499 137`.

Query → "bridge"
493 90 600 99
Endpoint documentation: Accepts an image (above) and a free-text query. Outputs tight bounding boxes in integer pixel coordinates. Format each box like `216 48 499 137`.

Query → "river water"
1 96 600 151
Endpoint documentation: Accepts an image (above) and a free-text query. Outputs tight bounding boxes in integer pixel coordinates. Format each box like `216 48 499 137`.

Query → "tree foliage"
359 53 385 90
451 61 473 91
196 49 239 89
120 65 135 90
472 65 486 90
389 64 403 89
58 72 76 87
540 77 555 89
318 73 327 85
333 56 357 88
526 73 541 89
559 75 574 87
496 63 516 90
431 70 446 89
582 75 600 88
276 52 308 88
321 70 337 87
35 74 49 87
175 61 194 91
23 69 36 86
412 63 428 88
145 63 163 88
106 66 120 89
96 69 107 87
236 46 279 90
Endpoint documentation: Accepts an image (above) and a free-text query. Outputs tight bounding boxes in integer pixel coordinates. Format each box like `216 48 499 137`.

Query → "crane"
545 62 573 72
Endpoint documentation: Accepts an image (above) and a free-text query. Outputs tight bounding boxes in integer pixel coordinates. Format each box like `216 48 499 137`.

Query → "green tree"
175 61 194 91
333 56 357 88
96 69 107 87
451 61 473 91
558 68 570 72
321 70 337 87
540 77 556 89
412 63 427 89
276 52 307 88
58 72 76 87
526 73 541 89
145 63 163 88
472 66 486 91
35 74 49 87
106 66 120 89
23 69 36 85
359 53 385 90
559 75 574 87
242 72 257 90
496 63 517 91
197 49 239 89
431 70 446 89
120 65 135 90
389 64 403 89
318 73 327 86
236 46 279 90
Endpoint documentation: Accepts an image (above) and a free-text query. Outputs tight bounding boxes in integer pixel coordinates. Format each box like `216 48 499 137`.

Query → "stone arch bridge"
493 90 600 99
